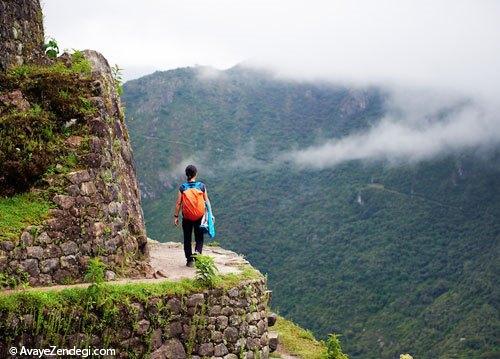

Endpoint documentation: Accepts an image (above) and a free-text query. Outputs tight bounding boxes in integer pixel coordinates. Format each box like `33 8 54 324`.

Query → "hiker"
174 165 213 267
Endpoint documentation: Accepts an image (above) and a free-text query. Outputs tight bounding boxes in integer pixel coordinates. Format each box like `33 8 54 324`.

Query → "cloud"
42 0 500 167
195 66 226 81
43 0 500 96
283 92 500 168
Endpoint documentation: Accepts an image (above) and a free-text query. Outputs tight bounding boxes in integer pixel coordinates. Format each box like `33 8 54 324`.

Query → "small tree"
324 333 349 359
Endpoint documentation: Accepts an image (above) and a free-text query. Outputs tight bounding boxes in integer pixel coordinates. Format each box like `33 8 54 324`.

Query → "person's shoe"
193 251 202 257
186 260 194 268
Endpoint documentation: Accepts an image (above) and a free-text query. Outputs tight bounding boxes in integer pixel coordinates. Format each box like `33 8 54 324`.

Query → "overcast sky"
43 0 500 167
43 0 500 98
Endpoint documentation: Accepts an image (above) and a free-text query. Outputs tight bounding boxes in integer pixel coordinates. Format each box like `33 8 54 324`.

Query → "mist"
282 90 500 169
42 0 500 167
286 101 498 169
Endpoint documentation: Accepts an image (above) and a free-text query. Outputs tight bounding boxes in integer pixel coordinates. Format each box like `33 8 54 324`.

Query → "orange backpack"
180 181 206 221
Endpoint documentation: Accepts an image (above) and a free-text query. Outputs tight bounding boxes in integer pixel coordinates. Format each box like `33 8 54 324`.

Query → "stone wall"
0 50 151 286
0 278 271 359
0 0 45 71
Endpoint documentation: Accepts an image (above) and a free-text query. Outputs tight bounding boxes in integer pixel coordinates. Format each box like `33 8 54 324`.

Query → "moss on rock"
0 55 96 196
0 193 52 241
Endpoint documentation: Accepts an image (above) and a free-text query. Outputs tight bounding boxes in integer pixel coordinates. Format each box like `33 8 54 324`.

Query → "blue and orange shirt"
179 181 206 220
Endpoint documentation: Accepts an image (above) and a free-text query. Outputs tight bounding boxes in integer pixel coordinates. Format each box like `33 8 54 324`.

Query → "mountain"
123 66 500 359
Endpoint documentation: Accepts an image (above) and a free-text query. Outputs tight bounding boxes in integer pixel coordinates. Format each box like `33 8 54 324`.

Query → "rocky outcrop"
0 0 45 70
0 50 151 285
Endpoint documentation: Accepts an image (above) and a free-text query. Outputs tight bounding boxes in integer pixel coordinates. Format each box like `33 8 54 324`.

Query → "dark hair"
185 165 197 180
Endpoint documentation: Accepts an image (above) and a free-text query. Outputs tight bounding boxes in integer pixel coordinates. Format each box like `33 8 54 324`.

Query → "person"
174 165 213 267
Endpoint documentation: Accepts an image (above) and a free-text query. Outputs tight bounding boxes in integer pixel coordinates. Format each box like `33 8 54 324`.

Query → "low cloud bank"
284 92 500 169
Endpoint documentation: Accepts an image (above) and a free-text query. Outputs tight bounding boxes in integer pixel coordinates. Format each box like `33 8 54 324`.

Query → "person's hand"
174 216 179 226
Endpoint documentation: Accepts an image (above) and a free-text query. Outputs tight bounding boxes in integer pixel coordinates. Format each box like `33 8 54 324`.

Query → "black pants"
182 217 204 261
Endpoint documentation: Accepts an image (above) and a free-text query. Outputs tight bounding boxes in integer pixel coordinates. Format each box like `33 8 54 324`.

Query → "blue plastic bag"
200 204 215 239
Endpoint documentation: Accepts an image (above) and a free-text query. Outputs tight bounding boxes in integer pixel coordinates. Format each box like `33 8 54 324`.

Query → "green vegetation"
70 50 92 76
325 334 349 359
194 254 220 287
0 55 95 196
84 258 106 284
0 265 261 314
111 64 124 96
0 270 29 289
0 193 52 241
123 66 500 358
273 315 326 358
43 38 59 59
0 265 262 349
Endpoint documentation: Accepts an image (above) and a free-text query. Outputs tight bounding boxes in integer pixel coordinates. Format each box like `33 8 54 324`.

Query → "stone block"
151 328 162 350
214 343 229 357
68 170 91 185
198 342 214 357
20 258 39 276
1 241 14 251
187 293 205 307
60 255 77 269
135 319 150 335
105 270 116 281
37 232 52 244
217 315 229 330
44 244 62 258
20 231 33 246
40 258 59 273
223 327 238 343
267 313 277 327
152 338 186 359
53 194 75 209
168 321 183 338
268 332 279 352
26 246 43 260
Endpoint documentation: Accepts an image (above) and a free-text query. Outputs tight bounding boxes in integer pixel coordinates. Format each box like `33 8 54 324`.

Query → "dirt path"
149 240 249 280
1 241 249 294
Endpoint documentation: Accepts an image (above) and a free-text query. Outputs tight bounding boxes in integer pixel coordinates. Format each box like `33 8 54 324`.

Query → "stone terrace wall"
0 278 271 359
0 50 151 286
0 0 45 71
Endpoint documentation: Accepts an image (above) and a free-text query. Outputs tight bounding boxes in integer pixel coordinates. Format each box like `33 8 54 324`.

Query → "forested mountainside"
123 66 499 359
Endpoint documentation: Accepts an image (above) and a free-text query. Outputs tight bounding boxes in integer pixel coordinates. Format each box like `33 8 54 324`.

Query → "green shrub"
70 50 92 75
111 64 124 96
194 254 219 288
43 38 59 59
0 270 29 289
84 258 106 284
323 333 349 359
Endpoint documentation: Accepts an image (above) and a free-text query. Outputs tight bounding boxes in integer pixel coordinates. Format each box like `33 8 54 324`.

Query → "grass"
0 193 52 241
7 50 92 79
0 265 262 311
273 315 326 359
